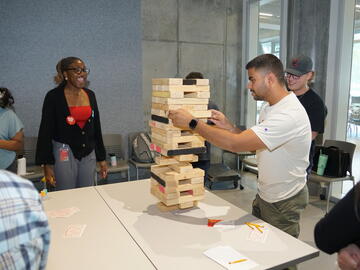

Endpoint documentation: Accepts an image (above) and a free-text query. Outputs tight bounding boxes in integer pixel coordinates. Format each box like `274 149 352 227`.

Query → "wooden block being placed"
152 85 210 92
152 103 208 111
152 97 209 105
152 78 183 85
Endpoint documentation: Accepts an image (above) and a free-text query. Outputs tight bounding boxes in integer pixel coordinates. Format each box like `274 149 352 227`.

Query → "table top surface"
43 186 156 270
96 180 319 270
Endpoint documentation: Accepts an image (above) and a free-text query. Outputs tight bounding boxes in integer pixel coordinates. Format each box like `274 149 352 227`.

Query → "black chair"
308 140 356 213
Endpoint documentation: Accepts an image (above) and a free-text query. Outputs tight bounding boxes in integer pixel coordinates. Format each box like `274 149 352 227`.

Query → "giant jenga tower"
149 78 211 211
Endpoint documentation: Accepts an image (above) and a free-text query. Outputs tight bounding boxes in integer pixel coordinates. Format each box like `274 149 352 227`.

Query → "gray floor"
209 172 338 270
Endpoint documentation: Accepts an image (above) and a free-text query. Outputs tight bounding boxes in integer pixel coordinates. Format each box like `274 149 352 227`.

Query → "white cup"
110 155 117 167
17 157 26 175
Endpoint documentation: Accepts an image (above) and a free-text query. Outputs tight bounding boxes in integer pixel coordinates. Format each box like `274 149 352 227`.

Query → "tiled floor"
210 172 338 270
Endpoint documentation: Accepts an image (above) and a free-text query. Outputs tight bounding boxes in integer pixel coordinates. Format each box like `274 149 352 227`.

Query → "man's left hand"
168 109 194 129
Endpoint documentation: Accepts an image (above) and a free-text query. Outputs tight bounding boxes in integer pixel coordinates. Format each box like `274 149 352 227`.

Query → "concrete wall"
0 0 142 158
142 0 243 163
287 0 331 99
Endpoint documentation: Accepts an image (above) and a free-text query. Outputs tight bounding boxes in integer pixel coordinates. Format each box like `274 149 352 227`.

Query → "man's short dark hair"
246 54 286 85
185 72 204 79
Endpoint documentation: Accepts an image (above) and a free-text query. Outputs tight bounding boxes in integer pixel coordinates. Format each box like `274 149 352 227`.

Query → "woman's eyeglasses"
66 67 90 75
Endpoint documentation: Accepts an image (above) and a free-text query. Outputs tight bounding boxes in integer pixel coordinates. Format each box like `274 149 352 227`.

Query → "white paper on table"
63 224 87 238
47 207 80 218
197 202 231 217
213 220 236 229
203 245 258 270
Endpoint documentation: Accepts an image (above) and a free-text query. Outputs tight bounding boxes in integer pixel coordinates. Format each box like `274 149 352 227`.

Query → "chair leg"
326 183 333 213
136 167 139 180
94 171 98 186
127 168 130 181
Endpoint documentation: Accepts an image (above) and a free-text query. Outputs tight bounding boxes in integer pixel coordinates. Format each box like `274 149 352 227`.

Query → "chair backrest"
323 140 356 175
102 134 125 160
22 136 38 165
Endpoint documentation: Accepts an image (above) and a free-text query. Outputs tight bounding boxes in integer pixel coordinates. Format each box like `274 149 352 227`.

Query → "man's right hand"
209 109 235 131
43 165 56 186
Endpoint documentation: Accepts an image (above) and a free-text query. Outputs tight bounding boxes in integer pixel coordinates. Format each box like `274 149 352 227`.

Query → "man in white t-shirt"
169 54 311 239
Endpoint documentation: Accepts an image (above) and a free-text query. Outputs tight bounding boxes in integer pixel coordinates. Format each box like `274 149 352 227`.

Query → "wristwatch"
188 119 198 130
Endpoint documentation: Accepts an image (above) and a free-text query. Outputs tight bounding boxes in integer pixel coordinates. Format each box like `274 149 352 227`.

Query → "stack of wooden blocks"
149 78 211 211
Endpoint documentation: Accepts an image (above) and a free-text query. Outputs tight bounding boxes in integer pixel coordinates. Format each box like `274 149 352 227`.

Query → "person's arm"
169 109 266 152
0 129 24 151
314 187 360 254
36 91 57 185
90 91 107 179
210 109 243 133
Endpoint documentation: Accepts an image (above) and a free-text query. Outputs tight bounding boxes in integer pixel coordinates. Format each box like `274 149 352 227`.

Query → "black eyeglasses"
65 67 90 75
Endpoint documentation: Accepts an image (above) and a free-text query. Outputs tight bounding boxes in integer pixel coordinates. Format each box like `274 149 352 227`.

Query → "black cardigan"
314 185 360 254
36 85 106 165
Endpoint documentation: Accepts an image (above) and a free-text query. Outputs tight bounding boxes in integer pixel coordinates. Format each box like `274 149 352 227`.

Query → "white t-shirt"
251 92 311 203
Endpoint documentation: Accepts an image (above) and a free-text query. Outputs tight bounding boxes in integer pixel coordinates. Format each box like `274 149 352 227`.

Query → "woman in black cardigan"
314 183 360 269
36 57 107 190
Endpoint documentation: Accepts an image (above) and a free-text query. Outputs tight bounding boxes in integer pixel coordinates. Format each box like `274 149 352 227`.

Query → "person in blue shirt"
0 87 24 172
0 170 50 269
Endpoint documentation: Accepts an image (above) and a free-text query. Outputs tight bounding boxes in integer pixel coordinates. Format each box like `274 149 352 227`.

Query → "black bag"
313 146 350 177
131 132 155 163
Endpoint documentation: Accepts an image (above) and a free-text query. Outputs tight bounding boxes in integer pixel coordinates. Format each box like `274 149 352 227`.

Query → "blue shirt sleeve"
6 109 24 139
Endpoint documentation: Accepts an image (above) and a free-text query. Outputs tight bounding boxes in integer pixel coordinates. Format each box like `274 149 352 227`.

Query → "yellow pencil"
245 222 254 230
229 259 247 264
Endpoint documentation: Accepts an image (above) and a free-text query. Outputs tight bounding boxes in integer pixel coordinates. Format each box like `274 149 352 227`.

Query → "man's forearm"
194 121 264 152
0 139 23 151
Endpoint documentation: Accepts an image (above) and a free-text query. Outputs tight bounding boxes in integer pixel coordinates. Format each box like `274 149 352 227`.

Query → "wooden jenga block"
151 108 211 119
152 103 208 111
151 165 205 182
150 143 206 156
154 156 179 165
152 90 210 99
152 78 183 85
184 91 210 99
152 97 209 105
174 154 199 162
151 137 205 151
183 79 209 85
152 85 210 92
169 162 193 174
149 120 183 131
